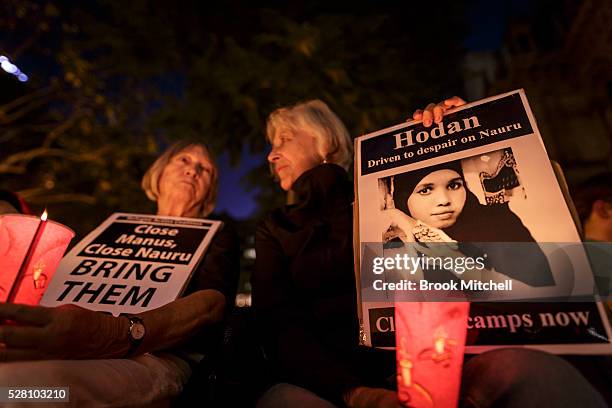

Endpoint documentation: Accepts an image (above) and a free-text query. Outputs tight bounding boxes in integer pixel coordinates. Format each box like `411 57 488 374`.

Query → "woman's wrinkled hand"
344 386 404 408
0 303 128 361
411 96 466 127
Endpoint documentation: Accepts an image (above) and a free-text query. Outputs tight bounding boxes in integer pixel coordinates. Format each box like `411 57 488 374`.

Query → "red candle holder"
0 214 74 305
395 301 470 407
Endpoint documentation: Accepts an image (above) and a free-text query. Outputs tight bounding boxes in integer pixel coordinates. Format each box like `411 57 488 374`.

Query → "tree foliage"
0 0 470 235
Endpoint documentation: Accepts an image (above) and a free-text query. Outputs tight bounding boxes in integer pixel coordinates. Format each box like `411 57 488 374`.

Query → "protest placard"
41 213 220 316
354 89 612 354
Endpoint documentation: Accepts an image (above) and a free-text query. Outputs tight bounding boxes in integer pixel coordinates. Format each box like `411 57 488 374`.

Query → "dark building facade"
464 0 612 186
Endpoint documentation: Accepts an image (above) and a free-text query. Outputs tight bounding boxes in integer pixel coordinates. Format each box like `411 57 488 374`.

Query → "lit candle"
399 358 413 386
395 302 470 408
434 327 447 355
0 212 73 305
7 210 48 303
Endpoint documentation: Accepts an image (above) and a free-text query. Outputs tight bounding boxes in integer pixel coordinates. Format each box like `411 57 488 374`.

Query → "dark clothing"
391 160 533 244
392 160 554 287
184 220 240 301
252 164 394 405
179 220 240 357
584 240 612 298
447 198 555 287
252 164 607 408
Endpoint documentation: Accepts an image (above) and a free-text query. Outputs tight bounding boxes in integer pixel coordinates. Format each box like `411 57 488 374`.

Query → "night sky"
213 0 536 219
0 0 541 223
215 146 264 219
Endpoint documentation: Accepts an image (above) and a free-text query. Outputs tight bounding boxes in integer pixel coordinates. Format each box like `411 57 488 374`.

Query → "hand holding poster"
354 90 612 354
41 213 221 316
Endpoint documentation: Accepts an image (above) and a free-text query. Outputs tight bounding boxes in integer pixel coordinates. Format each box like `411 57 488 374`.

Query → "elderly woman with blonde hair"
252 99 399 408
252 99 606 408
0 140 239 407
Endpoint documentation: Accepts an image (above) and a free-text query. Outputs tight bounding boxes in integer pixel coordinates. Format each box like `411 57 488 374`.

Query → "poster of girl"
379 147 555 287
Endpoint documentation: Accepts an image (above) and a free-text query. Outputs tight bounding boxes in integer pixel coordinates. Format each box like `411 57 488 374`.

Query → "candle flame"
41 209 48 221
435 337 445 354
400 359 413 386
33 265 42 280
434 326 447 354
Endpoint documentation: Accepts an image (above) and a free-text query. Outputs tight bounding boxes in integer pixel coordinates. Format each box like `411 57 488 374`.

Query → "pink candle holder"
0 214 74 305
395 301 470 407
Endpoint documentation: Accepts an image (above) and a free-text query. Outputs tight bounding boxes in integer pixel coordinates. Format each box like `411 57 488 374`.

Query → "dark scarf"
286 163 354 226
391 160 553 285
392 160 532 242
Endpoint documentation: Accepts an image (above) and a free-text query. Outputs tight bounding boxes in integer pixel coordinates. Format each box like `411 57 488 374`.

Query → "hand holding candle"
7 210 48 303
0 211 74 305
0 303 129 361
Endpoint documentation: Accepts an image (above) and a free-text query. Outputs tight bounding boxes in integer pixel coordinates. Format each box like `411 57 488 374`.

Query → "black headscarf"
391 160 554 286
392 160 492 241
392 160 465 215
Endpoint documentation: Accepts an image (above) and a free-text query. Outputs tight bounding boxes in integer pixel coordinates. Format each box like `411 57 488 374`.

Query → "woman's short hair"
266 99 353 170
141 140 218 217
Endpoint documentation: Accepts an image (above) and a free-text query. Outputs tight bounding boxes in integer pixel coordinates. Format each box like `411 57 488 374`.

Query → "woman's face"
267 127 322 191
159 145 213 209
406 169 466 229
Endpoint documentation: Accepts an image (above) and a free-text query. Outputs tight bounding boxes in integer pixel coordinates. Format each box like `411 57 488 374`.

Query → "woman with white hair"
252 99 606 408
253 99 399 407
0 140 239 407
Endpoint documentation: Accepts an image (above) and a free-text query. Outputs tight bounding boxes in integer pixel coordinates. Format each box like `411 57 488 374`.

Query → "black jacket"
252 164 394 405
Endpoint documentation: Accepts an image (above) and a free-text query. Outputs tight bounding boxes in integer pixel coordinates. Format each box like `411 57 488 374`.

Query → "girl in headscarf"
388 159 554 287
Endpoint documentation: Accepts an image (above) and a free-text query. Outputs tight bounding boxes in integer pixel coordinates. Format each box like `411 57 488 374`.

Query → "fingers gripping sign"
411 96 467 127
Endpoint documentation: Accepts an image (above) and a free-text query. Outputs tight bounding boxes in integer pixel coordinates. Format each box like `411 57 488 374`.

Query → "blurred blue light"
1 60 17 73
0 55 29 82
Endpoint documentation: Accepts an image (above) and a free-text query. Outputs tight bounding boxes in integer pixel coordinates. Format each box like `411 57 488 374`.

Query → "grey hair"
141 140 218 217
266 99 353 170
